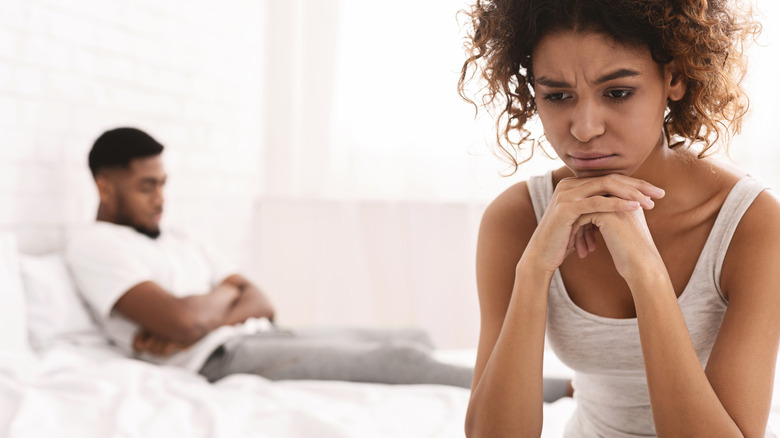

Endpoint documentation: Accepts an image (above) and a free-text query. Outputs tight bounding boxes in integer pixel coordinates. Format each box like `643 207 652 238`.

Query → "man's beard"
115 198 161 239
132 224 161 239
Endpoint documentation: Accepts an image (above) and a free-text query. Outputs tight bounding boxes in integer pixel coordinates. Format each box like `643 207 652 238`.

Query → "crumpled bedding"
1 345 775 437
0 344 478 438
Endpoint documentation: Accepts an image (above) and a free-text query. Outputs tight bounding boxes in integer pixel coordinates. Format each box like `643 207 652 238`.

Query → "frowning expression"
532 31 686 177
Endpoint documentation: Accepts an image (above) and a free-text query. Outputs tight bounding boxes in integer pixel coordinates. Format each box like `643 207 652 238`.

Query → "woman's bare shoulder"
481 180 537 237
728 183 780 251
477 178 543 273
475 179 541 318
719 168 780 300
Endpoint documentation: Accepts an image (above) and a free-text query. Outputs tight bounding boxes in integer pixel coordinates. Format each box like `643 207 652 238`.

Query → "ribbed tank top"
526 171 769 437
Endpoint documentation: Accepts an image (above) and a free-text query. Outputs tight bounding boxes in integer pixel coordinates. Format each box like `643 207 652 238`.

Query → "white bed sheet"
0 345 777 437
0 344 475 438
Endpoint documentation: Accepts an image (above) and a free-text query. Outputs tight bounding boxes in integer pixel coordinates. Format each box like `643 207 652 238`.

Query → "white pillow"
19 253 105 351
0 234 31 353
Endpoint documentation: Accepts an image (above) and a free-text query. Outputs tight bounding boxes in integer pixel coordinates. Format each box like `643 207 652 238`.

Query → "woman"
458 0 780 436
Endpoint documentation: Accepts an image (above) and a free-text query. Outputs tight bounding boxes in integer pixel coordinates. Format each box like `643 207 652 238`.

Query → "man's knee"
397 327 435 348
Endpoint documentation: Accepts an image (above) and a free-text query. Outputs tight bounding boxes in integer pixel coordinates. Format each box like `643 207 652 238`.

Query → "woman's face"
532 31 686 178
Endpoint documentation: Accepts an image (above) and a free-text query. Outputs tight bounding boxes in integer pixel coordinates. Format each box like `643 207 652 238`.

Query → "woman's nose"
570 99 606 143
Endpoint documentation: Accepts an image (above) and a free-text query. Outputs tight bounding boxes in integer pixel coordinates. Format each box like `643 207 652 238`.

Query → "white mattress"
0 344 471 438
0 345 776 437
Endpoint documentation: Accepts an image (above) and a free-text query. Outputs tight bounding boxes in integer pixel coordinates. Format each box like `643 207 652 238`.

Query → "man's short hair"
89 127 165 177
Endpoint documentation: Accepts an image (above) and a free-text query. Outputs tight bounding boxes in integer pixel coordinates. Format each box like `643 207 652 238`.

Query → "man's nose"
570 98 606 143
153 187 164 208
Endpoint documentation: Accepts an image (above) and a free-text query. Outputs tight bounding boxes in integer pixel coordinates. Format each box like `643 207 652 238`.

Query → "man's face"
105 155 167 238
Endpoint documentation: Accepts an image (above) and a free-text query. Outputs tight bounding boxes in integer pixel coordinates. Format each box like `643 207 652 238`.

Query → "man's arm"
114 280 241 345
220 274 276 324
131 275 275 357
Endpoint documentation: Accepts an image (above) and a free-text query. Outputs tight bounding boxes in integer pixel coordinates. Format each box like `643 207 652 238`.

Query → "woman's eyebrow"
594 68 641 84
535 68 642 88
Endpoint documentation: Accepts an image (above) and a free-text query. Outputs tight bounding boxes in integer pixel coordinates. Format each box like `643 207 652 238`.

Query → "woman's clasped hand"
526 174 665 281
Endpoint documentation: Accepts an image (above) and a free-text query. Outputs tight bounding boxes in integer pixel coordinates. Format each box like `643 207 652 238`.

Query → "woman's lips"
569 153 617 169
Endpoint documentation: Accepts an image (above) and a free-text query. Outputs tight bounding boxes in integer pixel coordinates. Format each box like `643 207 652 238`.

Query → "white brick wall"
0 0 264 262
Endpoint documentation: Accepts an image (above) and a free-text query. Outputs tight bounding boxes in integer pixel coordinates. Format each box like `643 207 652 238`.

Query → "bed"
0 234 777 437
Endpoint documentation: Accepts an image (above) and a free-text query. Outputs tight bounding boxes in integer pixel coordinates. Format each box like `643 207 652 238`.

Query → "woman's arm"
466 175 662 438
706 191 780 435
632 271 746 436
465 183 552 438
585 190 780 437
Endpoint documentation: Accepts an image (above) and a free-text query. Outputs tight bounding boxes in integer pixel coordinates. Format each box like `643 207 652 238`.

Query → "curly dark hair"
458 0 761 173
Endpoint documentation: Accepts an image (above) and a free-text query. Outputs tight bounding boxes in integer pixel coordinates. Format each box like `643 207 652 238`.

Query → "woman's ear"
666 62 687 102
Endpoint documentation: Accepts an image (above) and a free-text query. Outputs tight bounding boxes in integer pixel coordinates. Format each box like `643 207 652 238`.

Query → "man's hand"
221 275 276 325
132 330 194 356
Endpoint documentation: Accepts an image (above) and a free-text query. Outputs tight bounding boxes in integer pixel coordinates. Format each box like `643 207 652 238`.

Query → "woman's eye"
606 89 633 100
543 92 569 103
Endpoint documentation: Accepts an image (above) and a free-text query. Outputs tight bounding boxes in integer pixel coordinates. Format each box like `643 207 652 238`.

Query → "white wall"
0 0 264 263
250 198 486 349
730 1 780 181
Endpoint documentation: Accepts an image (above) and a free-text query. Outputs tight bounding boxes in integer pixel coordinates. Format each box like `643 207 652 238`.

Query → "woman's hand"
571 205 666 284
523 174 665 274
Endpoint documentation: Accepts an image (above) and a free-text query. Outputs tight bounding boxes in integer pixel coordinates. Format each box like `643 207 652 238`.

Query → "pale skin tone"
465 31 780 437
95 155 275 356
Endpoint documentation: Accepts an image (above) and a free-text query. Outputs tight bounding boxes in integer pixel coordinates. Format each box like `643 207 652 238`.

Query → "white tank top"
526 171 770 437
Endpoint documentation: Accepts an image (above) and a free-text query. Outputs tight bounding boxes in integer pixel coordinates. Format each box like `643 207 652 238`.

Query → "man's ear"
666 62 687 102
95 174 116 206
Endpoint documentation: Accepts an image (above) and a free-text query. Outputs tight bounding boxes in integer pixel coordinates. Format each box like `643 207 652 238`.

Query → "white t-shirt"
65 222 269 371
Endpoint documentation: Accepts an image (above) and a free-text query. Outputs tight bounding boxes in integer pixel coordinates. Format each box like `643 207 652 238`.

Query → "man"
65 127 475 387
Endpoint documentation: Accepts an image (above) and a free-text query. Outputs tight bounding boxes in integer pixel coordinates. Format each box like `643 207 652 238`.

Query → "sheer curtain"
262 0 559 202
252 0 780 348
730 1 780 184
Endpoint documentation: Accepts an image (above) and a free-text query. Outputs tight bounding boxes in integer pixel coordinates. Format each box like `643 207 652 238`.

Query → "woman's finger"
558 175 664 208
575 226 587 258
562 174 665 198
567 222 599 259
585 224 598 252
580 195 642 215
